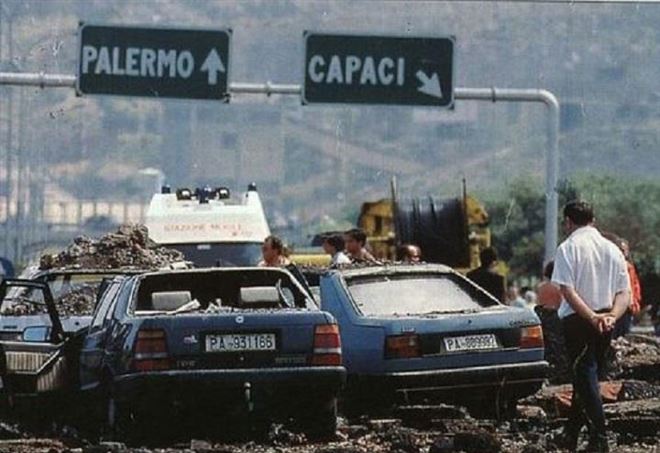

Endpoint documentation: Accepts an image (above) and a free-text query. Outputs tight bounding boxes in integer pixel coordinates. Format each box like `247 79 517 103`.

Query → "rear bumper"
349 361 548 404
113 366 346 405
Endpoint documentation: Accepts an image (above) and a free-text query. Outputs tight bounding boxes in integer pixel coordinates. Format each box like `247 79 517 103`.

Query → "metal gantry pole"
0 72 560 261
454 88 560 263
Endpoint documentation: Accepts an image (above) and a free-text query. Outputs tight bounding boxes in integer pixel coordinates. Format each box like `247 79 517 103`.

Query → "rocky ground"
0 400 658 453
0 334 658 453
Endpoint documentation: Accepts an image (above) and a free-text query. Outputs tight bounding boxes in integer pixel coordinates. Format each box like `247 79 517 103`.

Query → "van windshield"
347 273 497 317
170 243 263 267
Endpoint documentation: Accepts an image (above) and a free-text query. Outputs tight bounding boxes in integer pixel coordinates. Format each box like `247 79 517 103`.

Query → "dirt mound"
39 224 185 271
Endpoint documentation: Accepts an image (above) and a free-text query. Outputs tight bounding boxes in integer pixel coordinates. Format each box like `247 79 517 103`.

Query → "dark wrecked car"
319 264 548 415
77 267 345 440
0 267 345 439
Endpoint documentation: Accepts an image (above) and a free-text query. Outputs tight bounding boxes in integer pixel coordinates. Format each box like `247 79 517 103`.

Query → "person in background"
535 260 571 383
602 233 642 338
552 201 630 453
398 244 422 263
537 261 562 310
0 257 14 280
523 289 538 308
616 238 642 338
258 235 291 267
506 283 527 309
343 228 379 264
467 247 506 303
322 234 352 267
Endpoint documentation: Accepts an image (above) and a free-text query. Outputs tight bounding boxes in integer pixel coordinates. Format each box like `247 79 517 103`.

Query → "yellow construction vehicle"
358 179 491 272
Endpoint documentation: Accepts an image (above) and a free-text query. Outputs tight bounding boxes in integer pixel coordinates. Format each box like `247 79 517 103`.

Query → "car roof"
335 263 455 279
18 266 146 279
138 266 294 278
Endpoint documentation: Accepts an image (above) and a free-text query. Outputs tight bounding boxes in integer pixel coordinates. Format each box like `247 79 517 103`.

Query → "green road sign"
303 32 454 107
77 24 231 100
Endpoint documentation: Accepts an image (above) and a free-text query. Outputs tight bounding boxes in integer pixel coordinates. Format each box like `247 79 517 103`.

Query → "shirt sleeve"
551 244 574 288
615 254 631 294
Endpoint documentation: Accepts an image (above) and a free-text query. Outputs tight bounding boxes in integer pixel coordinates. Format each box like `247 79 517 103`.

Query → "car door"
285 264 318 305
0 279 69 398
79 280 122 391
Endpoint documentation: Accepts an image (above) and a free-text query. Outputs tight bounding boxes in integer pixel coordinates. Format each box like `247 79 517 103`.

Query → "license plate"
443 334 498 352
205 333 276 352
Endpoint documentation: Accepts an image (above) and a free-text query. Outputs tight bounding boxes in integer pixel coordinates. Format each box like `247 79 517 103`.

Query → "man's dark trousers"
562 313 612 439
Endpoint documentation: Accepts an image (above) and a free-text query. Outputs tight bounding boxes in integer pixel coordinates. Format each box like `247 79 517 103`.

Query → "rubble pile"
55 283 99 316
611 334 660 381
39 224 185 271
0 403 659 453
0 298 47 316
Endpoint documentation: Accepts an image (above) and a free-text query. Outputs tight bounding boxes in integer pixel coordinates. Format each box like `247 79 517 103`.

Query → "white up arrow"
201 48 226 85
415 70 443 99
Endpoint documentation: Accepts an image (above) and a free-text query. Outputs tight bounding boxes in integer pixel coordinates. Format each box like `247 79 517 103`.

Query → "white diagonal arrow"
415 70 443 99
200 48 226 85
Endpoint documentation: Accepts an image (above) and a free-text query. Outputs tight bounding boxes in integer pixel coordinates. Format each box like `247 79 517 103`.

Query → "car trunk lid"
374 306 543 371
134 310 335 370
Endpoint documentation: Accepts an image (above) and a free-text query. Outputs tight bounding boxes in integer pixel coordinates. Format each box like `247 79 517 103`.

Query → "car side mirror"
22 326 51 343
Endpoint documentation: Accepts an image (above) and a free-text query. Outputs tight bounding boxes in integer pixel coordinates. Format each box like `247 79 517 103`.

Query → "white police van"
145 183 270 267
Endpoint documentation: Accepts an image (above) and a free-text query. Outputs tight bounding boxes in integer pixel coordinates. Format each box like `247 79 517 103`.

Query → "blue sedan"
318 264 548 415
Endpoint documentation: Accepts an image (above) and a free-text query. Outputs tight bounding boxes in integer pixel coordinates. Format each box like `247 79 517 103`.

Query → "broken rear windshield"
347 273 497 317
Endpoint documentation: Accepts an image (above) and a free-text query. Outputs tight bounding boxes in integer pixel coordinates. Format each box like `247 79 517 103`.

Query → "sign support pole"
0 72 560 262
454 88 560 264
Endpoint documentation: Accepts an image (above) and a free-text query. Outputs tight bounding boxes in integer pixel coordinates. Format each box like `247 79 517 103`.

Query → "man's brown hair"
563 200 594 226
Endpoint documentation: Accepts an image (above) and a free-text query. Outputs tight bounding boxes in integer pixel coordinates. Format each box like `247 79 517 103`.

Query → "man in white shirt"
552 201 630 453
322 234 351 267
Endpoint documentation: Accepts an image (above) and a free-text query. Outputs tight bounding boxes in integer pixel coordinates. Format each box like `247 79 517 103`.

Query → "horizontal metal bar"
0 71 76 88
455 87 559 108
0 72 304 95
229 82 302 95
0 72 558 108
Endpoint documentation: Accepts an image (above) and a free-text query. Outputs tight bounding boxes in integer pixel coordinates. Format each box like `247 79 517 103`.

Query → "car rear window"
347 274 497 316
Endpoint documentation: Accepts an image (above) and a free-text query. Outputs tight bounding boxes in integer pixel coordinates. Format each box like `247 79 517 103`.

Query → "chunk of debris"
618 380 660 401
267 423 307 446
395 404 469 428
453 430 501 453
366 419 401 431
515 405 547 420
611 335 660 381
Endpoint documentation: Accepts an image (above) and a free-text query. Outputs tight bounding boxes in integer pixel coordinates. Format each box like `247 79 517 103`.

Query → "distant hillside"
2 0 658 232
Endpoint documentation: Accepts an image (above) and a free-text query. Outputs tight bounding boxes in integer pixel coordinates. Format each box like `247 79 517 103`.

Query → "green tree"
484 175 659 281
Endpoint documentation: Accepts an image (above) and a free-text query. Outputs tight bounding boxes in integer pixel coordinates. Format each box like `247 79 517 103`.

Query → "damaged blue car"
318 264 548 415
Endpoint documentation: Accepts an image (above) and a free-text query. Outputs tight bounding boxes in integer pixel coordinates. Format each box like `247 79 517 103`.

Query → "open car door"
0 279 75 404
285 263 321 304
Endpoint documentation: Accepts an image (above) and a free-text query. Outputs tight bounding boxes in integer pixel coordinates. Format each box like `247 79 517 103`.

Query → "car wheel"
300 397 338 440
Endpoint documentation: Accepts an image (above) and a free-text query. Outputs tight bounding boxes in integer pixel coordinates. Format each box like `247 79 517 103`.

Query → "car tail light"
311 324 342 366
132 329 170 371
520 325 544 349
385 334 421 359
